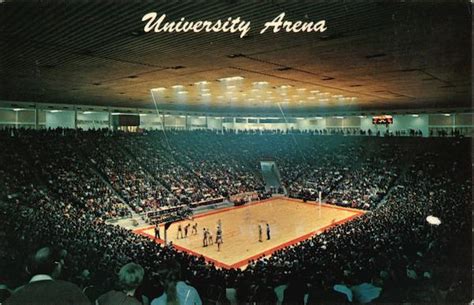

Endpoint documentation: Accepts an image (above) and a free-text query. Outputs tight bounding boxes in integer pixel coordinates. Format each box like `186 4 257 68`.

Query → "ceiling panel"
0 0 470 114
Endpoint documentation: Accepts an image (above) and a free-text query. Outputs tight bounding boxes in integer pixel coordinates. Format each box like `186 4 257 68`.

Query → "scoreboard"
372 115 393 125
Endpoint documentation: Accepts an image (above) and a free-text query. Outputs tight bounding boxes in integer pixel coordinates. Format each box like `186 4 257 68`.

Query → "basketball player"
258 224 263 242
266 223 271 240
216 228 223 251
177 224 183 239
216 224 222 241
203 228 208 247
184 223 190 238
154 223 160 240
217 220 223 243
192 223 198 235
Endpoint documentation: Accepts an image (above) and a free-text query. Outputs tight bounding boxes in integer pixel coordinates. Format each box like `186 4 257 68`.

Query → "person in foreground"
151 259 202 305
96 262 145 305
5 247 90 305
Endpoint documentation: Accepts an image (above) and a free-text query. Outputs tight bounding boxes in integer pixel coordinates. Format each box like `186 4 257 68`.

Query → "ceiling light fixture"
194 81 209 85
151 87 166 91
218 76 244 82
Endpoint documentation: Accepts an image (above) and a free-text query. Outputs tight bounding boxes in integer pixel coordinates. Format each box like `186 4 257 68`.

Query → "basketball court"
133 197 364 269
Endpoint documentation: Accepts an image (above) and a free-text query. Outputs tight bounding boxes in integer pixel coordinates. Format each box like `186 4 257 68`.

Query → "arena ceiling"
0 1 471 114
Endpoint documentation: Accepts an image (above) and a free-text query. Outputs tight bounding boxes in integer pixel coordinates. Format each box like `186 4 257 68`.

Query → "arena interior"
0 1 472 305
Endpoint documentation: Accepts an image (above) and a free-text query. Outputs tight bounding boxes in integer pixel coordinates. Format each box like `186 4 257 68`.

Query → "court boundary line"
133 197 365 269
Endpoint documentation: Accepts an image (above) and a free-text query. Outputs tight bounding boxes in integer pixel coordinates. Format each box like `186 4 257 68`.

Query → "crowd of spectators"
0 128 471 304
78 131 172 213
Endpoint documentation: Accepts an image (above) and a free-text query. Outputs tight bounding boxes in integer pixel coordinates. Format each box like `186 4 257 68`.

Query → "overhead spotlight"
310 90 320 94
334 116 344 119
307 96 316 100
12 108 24 111
50 110 62 113
358 115 366 118
171 85 184 89
443 113 451 117
194 81 209 85
200 88 210 92
139 113 148 116
177 91 188 94
296 88 306 92
314 116 323 120
218 76 244 82
411 114 419 117
82 111 95 114
226 85 236 89
201 93 211 97
151 87 166 91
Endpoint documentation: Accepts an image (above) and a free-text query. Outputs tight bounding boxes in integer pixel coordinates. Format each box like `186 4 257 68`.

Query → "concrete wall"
140 114 163 130
77 112 109 130
0 101 471 137
296 118 326 130
188 116 207 130
207 117 223 130
0 109 38 128
164 115 185 129
46 111 75 129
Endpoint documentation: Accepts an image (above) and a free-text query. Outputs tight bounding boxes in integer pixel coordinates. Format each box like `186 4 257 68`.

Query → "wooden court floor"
133 197 364 269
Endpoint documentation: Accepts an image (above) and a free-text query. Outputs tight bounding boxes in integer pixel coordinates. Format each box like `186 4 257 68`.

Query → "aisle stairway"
260 161 285 194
